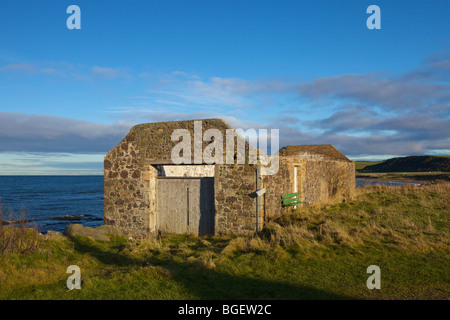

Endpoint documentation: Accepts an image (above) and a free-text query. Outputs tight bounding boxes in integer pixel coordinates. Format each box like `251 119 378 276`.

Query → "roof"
278 144 351 162
107 118 256 165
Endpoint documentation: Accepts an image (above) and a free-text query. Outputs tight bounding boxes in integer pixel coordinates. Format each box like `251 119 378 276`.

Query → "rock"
64 224 110 241
94 225 123 237
44 230 66 240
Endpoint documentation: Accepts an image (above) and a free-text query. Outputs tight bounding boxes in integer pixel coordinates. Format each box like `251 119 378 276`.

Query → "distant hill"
360 156 450 173
354 161 383 171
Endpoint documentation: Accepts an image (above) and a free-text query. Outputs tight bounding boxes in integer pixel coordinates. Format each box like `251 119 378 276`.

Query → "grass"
0 183 449 300
355 161 383 171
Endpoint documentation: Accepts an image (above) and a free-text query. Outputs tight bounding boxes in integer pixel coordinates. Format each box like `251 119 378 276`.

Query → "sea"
0 176 104 233
0 175 420 233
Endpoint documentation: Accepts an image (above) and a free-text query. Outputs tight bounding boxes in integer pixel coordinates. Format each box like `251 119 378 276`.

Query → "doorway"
156 177 215 236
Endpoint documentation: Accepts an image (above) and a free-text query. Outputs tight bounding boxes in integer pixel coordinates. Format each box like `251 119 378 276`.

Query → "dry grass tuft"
0 201 45 256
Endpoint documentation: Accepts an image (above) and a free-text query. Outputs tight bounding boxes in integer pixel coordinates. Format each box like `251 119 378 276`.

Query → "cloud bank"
0 113 132 153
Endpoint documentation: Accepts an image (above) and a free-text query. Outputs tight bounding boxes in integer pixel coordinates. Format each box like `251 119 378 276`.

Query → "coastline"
356 172 450 184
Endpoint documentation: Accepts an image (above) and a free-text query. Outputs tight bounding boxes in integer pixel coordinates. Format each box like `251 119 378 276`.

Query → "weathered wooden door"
157 177 215 236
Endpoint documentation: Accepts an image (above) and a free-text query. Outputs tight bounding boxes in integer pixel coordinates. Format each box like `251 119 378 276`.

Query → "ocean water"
356 179 421 187
0 176 104 233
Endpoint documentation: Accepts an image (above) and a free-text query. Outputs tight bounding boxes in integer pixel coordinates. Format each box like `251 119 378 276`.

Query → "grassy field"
0 183 449 300
355 161 383 171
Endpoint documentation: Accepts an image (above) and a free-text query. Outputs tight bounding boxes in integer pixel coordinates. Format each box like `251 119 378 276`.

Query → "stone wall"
104 134 151 238
302 157 355 204
214 164 261 235
263 155 355 219
262 158 293 218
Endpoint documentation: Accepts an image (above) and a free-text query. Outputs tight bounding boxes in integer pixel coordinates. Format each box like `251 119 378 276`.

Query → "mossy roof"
278 144 351 162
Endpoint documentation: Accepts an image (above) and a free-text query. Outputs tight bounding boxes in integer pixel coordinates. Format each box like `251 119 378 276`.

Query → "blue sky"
0 0 449 174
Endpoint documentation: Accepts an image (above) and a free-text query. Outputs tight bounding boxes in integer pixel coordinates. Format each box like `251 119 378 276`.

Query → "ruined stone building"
104 119 355 238
263 145 355 219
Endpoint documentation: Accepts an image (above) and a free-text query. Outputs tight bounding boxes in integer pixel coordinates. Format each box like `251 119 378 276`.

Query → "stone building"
262 145 356 220
104 119 355 238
